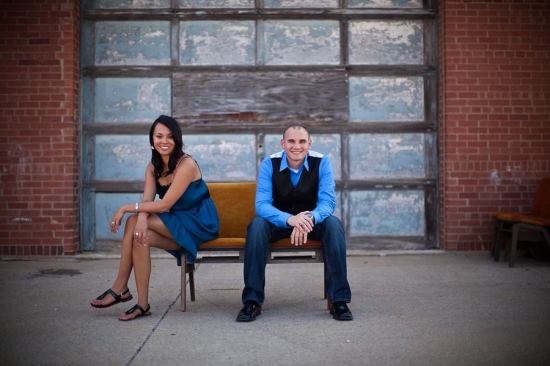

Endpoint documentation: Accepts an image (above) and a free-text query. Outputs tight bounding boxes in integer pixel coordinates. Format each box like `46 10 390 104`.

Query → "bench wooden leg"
493 220 504 261
181 254 197 311
188 263 196 301
181 254 187 312
509 223 550 268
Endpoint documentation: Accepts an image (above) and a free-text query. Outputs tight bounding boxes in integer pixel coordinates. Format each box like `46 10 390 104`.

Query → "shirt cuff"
279 213 292 228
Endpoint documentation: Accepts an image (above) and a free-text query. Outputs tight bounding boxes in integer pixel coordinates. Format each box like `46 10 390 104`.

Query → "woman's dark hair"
149 115 184 179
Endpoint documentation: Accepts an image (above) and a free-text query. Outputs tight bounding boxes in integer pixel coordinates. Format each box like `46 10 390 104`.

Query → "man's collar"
280 151 309 172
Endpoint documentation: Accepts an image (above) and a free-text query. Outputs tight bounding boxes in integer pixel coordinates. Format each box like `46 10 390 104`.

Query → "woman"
90 115 219 321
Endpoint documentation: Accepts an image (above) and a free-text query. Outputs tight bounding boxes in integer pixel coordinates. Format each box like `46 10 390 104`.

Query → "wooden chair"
491 177 550 266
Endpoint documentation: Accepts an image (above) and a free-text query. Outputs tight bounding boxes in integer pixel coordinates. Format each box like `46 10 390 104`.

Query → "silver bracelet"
135 202 139 214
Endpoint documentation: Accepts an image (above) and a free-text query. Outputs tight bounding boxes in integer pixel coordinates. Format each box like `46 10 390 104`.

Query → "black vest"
271 155 321 215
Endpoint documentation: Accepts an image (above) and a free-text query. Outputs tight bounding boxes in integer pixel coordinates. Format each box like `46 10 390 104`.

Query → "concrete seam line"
125 292 181 364
126 262 201 365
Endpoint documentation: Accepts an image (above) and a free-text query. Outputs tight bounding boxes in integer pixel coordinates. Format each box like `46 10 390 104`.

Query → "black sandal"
119 304 151 322
90 288 133 308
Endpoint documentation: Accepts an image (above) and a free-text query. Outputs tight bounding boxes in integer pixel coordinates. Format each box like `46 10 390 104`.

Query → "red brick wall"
0 0 80 255
438 0 550 250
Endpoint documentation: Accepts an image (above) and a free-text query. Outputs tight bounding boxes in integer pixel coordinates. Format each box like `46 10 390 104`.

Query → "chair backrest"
533 177 550 217
207 182 257 238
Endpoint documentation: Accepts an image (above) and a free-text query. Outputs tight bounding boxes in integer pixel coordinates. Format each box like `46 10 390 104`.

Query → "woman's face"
152 123 175 158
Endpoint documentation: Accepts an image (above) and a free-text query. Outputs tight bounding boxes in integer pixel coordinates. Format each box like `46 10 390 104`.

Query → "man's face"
281 127 312 168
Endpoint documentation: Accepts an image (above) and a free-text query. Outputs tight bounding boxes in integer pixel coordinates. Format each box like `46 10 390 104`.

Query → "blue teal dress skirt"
156 179 219 265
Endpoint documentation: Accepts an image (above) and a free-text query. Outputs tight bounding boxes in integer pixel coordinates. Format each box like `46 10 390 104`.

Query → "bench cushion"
207 182 257 238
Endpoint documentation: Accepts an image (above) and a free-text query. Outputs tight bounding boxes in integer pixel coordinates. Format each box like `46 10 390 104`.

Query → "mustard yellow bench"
180 182 324 311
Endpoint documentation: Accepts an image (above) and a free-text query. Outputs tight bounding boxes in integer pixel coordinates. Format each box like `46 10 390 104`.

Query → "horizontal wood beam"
84 178 435 193
83 121 437 134
83 9 435 21
83 65 435 77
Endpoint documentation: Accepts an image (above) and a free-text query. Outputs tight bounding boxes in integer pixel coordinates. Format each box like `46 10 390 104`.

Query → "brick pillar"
0 0 81 256
438 0 550 250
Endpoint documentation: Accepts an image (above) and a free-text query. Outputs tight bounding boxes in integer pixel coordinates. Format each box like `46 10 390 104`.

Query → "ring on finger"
299 222 303 226
135 232 139 236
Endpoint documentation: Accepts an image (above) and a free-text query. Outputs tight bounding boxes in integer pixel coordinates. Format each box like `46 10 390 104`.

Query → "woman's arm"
110 157 200 225
110 162 156 233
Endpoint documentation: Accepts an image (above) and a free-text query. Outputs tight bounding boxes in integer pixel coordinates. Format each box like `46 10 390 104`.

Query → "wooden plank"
173 70 349 123
85 180 145 192
83 64 435 78
83 9 435 21
84 178 435 193
83 121 436 134
345 179 436 190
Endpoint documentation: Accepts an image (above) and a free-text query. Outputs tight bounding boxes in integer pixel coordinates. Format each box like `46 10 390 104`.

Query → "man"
236 125 353 322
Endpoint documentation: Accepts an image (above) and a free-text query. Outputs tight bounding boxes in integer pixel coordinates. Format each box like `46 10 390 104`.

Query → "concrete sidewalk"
1 250 549 366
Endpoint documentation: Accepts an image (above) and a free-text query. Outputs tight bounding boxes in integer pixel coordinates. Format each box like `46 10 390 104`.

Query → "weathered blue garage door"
81 0 437 252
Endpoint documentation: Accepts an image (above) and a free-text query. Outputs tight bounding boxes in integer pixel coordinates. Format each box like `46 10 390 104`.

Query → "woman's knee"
131 238 149 255
123 214 139 233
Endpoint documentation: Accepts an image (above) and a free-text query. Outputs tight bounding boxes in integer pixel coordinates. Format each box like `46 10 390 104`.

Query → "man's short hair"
282 125 310 140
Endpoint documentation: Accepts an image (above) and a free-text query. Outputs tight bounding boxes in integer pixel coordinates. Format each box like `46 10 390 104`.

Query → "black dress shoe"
236 300 262 322
330 302 353 321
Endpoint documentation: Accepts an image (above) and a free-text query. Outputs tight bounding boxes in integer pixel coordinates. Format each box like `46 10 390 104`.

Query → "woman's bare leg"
119 215 180 320
90 215 139 306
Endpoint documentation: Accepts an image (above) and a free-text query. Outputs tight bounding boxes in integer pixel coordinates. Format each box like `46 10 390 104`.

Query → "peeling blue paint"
95 21 170 65
96 193 142 238
349 190 425 236
349 133 425 178
95 78 170 122
264 0 338 7
349 77 424 121
95 134 257 181
178 0 254 8
95 135 150 180
261 21 340 65
180 21 255 65
185 134 257 181
95 0 169 8
348 0 422 8
348 20 423 65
